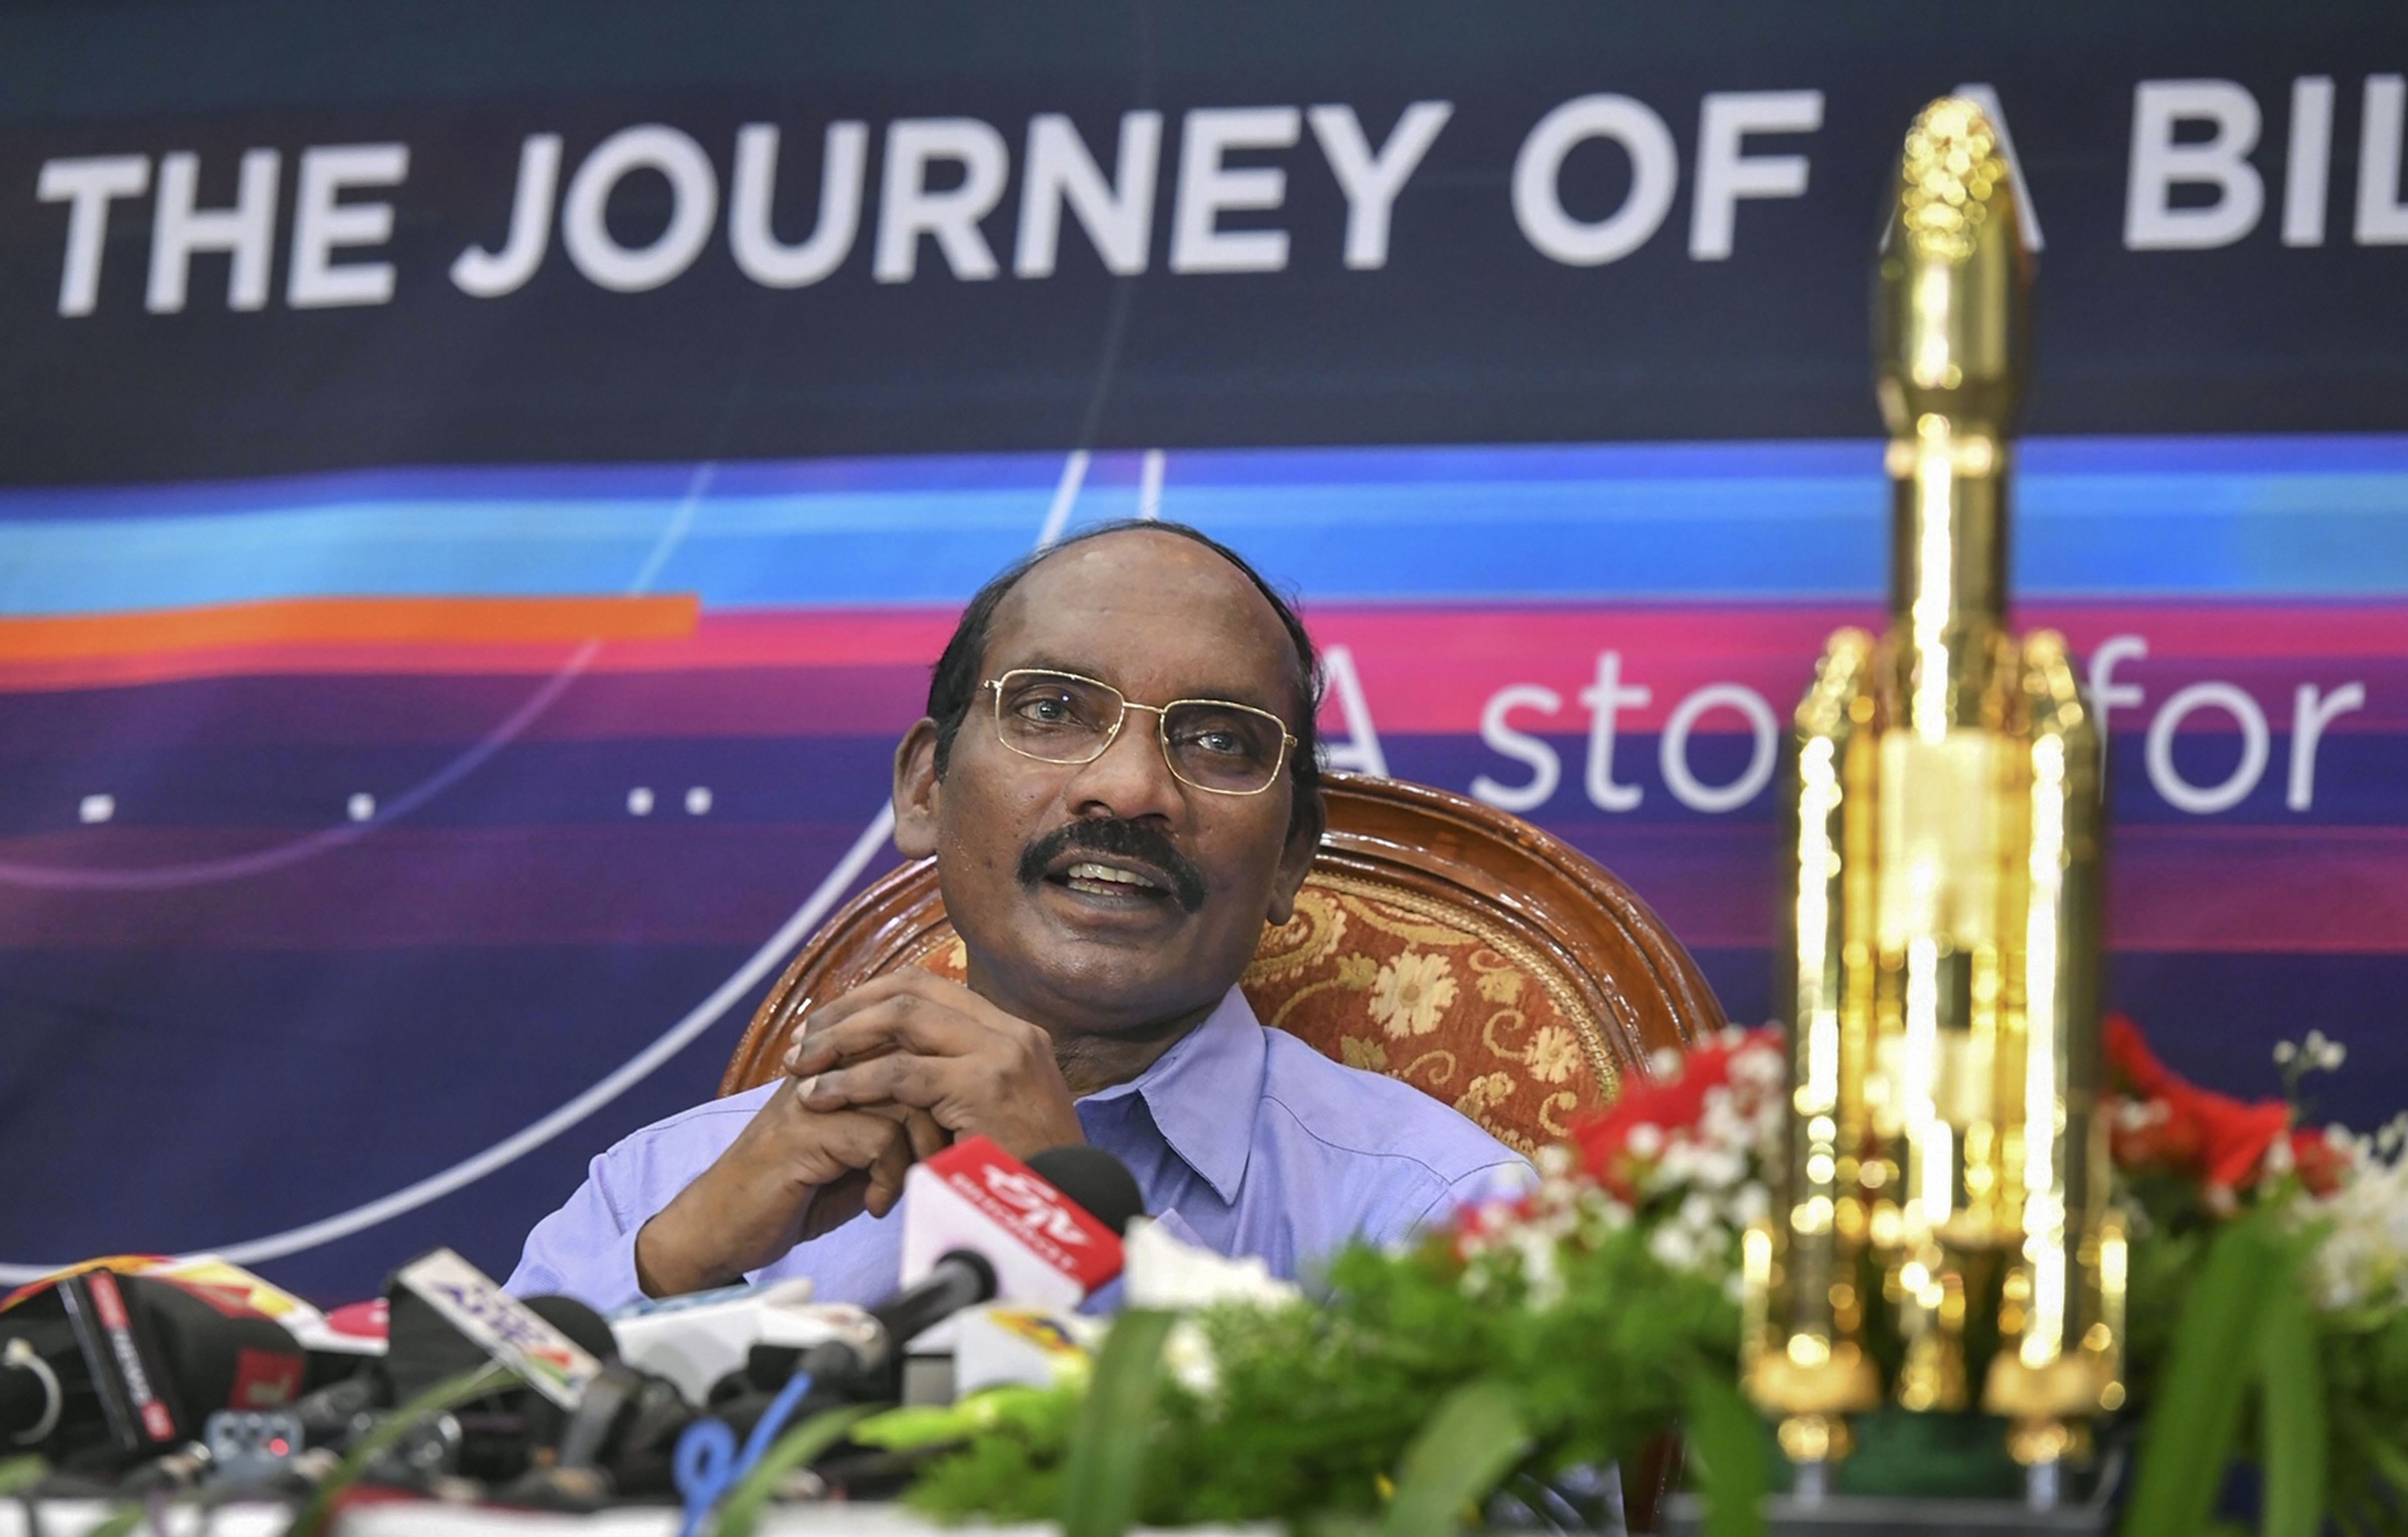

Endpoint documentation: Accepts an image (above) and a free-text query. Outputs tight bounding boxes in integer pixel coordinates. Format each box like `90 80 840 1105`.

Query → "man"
509 521 1527 1311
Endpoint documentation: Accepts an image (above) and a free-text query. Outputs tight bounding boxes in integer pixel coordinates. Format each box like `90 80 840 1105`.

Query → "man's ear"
1264 787 1327 927
892 718 943 858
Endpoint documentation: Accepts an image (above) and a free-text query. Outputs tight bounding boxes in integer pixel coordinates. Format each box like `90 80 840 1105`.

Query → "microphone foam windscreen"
1026 1145 1145 1236
522 1295 621 1364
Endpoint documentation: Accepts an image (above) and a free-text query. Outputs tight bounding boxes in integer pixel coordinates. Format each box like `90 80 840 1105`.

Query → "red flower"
2286 1128 2350 1197
2104 1013 2181 1100
1571 1028 1775 1200
2104 1013 2292 1193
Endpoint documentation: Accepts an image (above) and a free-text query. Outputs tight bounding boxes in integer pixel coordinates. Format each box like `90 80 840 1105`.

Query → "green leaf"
853 1403 978 1451
2255 1282 2326 1537
857 1386 1068 1451
2121 1216 2288 1537
1376 1380 1533 1537
0 1456 44 1497
285 1361 519 1537
1060 1309 1176 1537
714 1403 880 1537
1680 1368 1768 1537
85 1506 146 1537
2334 1400 2408 1493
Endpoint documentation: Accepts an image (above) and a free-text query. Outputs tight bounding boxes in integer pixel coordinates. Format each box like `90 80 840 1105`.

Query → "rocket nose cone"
1875 96 2031 428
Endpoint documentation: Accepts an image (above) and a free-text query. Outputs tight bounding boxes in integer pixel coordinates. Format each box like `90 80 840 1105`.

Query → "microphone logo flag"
899 1138 1124 1310
64 1272 179 1446
976 1165 1099 1250
391 1249 604 1408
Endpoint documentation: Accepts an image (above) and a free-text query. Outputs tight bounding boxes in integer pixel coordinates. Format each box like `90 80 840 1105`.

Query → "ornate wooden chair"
721 773 1725 1152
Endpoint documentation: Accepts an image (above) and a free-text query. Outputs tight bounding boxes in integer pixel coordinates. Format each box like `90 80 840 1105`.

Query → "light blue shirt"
507 987 1531 1311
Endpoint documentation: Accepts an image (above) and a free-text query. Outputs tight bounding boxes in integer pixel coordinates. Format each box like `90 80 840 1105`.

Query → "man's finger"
801 1052 960 1116
771 1099 904 1178
899 1103 950 1161
850 1101 954 1161
799 1168 872 1243
862 1124 916 1219
788 993 983 1078
787 969 967 1050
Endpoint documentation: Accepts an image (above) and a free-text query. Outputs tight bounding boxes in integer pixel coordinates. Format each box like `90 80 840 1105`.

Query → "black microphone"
760 1249 1000 1394
367 1249 625 1484
0 1272 308 1470
1027 1145 1146 1236
382 1273 618 1403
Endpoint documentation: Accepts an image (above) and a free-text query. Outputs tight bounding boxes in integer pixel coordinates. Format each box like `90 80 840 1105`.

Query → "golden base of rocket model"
1743 98 2127 1479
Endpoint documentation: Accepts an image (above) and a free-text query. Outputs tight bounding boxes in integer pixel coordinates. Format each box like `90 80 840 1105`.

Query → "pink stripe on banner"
1306 601 2408 733
8 600 2399 720
2110 826 2408 953
1546 825 2408 956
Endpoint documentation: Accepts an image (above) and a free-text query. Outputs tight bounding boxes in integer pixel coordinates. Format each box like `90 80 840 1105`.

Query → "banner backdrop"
3 1 2404 1299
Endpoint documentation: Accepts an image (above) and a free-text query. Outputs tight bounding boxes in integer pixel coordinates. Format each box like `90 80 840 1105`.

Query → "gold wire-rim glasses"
981 668 1298 797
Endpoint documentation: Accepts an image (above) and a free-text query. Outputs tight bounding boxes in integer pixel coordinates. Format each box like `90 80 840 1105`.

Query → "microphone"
355 1251 624 1485
0 1271 307 1469
567 1143 1142 1504
2 1337 64 1449
1026 1146 1146 1238
897 1137 1133 1312
612 1280 900 1405
748 1139 1140 1397
382 1250 613 1406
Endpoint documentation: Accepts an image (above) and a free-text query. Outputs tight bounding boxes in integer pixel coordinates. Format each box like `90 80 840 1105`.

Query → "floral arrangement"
875 1019 2408 1537
2104 1021 2408 1537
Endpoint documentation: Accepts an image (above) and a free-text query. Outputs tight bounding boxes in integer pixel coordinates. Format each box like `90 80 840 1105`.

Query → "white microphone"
899 1138 1137 1312
609 1280 879 1405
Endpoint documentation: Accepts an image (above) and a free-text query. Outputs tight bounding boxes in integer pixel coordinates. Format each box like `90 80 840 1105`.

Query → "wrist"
634 1207 731 1299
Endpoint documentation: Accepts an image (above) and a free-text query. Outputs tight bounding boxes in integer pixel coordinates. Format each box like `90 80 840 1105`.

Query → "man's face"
892 530 1322 1039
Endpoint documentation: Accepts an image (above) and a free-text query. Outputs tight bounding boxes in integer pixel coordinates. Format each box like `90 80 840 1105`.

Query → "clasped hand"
633 972 1085 1298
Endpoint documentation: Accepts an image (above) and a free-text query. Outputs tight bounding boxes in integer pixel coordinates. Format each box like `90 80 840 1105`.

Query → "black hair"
925 519 1323 831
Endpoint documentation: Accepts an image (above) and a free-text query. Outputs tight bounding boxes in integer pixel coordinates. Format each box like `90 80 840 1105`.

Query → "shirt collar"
1078 986 1264 1204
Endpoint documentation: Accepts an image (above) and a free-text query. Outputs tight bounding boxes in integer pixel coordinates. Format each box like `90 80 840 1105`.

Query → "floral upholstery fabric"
902 874 1622 1156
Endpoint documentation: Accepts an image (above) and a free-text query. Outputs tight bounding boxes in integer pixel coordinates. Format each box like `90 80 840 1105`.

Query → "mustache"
1017 818 1209 913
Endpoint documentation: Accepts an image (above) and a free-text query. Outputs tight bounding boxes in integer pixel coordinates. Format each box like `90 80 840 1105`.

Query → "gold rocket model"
1743 98 2126 1493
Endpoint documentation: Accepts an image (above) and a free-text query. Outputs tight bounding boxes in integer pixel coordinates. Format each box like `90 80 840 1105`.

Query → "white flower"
1626 1123 1665 1158
2264 1134 2297 1177
1123 1218 1304 1311
1163 1318 1222 1396
2286 1122 2408 1313
1512 1227 1566 1308
1648 1223 1702 1272
1689 1147 1747 1191
2116 1099 2170 1132
1729 1045 1786 1091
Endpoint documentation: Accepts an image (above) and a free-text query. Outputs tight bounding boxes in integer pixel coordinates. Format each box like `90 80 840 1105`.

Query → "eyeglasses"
982 668 1298 796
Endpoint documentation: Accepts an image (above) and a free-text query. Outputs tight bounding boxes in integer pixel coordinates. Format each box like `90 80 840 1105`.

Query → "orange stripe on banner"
0 595 699 661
